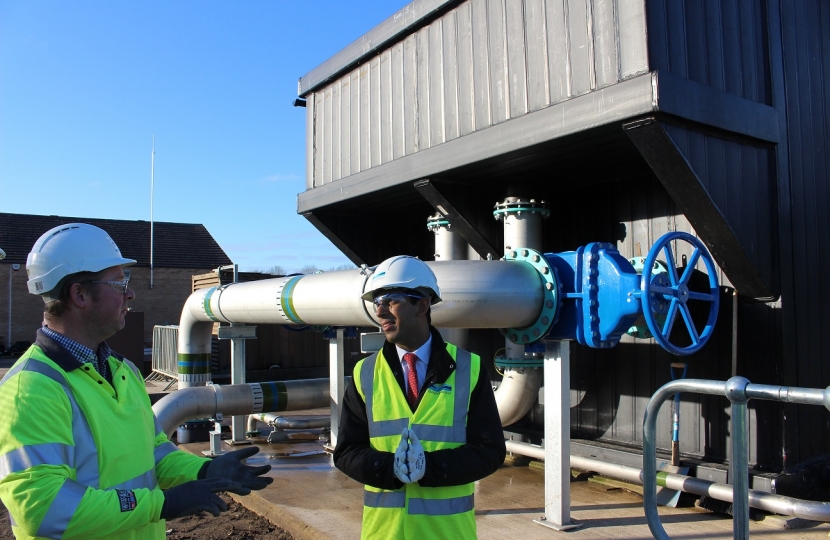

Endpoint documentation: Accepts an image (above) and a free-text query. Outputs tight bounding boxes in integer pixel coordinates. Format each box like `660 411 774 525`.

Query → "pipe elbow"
495 368 543 426
153 386 219 437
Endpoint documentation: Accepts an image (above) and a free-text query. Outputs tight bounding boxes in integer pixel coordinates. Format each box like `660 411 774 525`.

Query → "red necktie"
403 352 419 409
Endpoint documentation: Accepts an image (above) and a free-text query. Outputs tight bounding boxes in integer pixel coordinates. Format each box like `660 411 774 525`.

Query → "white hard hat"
360 255 441 305
26 223 136 301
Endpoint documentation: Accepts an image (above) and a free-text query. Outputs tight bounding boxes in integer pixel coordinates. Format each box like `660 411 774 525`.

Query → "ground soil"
0 493 292 540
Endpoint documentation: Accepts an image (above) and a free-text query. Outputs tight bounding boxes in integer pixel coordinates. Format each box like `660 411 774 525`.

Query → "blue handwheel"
641 232 720 355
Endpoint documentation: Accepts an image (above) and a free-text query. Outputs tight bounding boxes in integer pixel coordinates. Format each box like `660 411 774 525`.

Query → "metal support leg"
535 340 581 531
230 336 247 444
726 376 750 540
329 329 345 449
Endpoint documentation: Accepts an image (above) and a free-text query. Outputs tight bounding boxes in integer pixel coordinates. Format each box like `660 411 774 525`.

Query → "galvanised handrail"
643 376 830 540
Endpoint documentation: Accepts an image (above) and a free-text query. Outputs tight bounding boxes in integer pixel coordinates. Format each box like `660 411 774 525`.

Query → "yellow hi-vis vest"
354 343 480 540
0 345 208 539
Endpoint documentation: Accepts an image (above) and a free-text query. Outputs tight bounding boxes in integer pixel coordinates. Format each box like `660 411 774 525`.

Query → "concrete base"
180 431 830 540
534 516 582 531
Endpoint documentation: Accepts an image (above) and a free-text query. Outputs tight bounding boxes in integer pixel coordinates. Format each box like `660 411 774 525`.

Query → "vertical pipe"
329 328 345 448
726 376 751 540
732 289 738 377
732 399 750 540
428 213 470 349
494 197 548 426
230 264 246 443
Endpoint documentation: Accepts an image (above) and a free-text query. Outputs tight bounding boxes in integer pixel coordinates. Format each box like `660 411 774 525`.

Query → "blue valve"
500 232 720 355
640 232 720 355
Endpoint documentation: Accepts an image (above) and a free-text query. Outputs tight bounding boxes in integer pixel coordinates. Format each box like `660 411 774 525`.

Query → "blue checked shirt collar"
41 326 111 380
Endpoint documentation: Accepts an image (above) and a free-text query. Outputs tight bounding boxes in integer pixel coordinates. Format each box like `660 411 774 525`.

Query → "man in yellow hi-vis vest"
0 223 273 539
334 256 506 539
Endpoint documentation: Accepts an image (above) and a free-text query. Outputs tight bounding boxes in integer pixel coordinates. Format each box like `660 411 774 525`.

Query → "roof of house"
0 213 232 269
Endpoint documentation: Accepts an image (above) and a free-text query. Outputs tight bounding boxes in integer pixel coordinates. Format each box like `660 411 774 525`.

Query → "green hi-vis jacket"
0 333 209 539
354 344 479 540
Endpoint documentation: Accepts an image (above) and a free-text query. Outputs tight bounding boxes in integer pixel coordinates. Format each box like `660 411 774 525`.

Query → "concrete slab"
179 433 830 540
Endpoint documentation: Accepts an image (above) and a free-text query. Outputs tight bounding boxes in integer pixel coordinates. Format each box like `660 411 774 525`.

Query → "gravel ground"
0 493 293 540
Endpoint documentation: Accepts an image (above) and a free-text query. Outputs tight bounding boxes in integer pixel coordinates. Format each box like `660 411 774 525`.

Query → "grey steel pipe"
182 261 542 329
726 377 750 539
153 378 330 437
493 196 547 426
504 440 830 523
429 213 470 350
247 413 330 432
178 261 546 387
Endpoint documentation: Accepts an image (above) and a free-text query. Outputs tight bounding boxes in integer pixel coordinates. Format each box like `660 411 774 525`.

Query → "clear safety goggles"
372 293 424 312
84 276 131 295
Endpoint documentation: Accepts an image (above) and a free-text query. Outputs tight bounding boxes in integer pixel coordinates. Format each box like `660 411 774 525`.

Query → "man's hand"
203 447 273 491
393 429 411 483
393 428 426 484
404 429 425 483
160 478 243 520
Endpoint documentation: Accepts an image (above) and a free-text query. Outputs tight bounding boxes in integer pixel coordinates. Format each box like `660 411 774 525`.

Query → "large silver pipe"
153 379 330 437
505 440 830 522
182 261 542 329
177 260 546 387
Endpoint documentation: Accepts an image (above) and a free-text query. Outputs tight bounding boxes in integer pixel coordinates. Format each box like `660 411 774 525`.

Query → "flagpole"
150 135 155 289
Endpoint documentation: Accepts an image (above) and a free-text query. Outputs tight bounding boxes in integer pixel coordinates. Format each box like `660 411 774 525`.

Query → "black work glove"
202 447 273 490
160 478 244 520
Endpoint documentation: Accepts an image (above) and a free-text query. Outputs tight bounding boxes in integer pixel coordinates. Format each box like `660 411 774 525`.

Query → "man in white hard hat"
334 255 505 540
0 223 272 540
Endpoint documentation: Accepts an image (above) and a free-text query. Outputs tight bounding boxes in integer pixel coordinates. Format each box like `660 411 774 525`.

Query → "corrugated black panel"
0 213 231 269
661 123 777 296
776 0 830 467
648 0 770 104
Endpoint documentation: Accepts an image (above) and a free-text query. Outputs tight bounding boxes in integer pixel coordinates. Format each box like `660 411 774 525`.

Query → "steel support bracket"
413 179 498 260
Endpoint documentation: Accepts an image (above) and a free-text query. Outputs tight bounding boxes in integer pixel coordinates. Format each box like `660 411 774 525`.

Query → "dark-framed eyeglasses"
84 278 130 295
372 293 424 311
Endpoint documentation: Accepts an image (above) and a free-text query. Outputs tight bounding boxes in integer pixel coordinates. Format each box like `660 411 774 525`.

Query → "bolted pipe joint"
725 376 751 403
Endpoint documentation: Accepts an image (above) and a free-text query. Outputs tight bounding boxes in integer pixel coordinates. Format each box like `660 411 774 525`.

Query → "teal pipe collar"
494 356 545 368
493 198 550 220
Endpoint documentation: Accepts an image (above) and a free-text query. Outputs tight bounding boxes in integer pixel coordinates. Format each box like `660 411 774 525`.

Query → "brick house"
0 213 232 348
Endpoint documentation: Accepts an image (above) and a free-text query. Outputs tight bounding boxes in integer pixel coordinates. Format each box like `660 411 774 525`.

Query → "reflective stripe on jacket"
0 340 208 539
353 343 479 540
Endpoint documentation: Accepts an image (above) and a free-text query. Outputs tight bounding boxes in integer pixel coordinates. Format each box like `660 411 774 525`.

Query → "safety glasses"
372 293 424 311
84 277 130 295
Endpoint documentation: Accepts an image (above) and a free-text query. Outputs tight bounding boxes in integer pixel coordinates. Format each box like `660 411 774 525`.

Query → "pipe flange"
493 197 551 221
426 213 451 232
500 248 559 344
494 356 545 368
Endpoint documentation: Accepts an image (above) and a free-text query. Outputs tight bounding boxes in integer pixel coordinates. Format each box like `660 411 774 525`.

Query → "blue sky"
0 1 408 272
